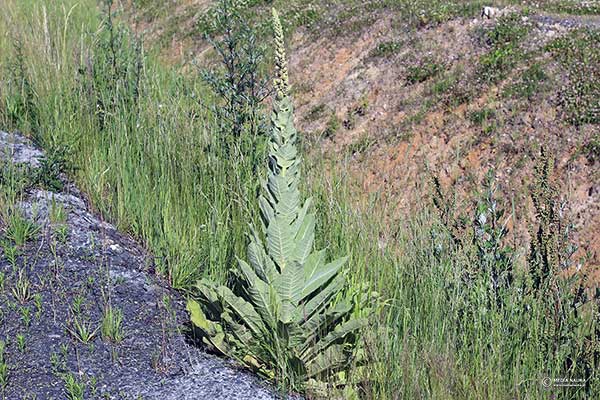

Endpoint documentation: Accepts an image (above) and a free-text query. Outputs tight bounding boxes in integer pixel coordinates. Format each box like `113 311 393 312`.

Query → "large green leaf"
237 258 279 325
273 260 304 324
218 285 266 338
267 174 288 203
246 226 276 282
298 275 347 326
292 197 312 237
293 213 315 265
303 318 365 362
276 188 301 221
258 196 274 229
302 256 347 299
302 249 326 280
267 216 294 270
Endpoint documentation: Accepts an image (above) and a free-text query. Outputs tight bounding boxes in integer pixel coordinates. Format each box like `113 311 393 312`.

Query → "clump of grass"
101 306 124 344
5 212 39 247
0 340 8 394
468 107 495 125
323 112 341 138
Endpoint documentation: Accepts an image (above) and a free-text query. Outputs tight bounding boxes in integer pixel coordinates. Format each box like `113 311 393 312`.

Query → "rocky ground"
0 131 297 399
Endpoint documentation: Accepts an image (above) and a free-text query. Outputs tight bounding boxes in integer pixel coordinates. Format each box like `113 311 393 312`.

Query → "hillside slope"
126 1 599 270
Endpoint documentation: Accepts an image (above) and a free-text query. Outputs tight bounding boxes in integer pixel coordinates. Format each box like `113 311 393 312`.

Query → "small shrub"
198 0 269 142
479 46 518 83
477 12 531 84
468 107 495 125
482 12 529 47
89 0 145 132
581 135 600 164
343 95 369 130
323 112 341 138
4 38 39 135
406 59 443 84
368 40 402 59
305 103 327 122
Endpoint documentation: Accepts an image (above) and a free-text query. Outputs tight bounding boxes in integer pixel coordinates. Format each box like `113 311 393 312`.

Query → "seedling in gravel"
32 293 42 318
0 241 19 268
63 373 85 400
50 350 67 376
11 269 31 304
49 199 67 224
67 316 99 344
49 239 63 277
89 376 98 397
101 306 124 343
0 272 5 291
16 334 25 353
54 224 69 244
19 306 31 327
70 295 86 316
5 212 39 246
0 340 8 395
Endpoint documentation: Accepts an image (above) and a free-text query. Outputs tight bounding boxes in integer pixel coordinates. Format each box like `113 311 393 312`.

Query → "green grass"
0 1 598 399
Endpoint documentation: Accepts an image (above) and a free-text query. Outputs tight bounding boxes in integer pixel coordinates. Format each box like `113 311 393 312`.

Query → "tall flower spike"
272 8 289 99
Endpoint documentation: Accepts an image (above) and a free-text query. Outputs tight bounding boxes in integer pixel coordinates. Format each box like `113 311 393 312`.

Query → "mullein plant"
187 8 370 395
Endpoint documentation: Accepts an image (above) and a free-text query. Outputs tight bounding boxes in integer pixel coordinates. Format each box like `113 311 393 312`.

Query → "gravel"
0 131 299 400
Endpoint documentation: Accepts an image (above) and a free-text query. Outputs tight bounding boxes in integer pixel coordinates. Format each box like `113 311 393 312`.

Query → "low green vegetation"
503 62 548 99
0 0 599 399
406 58 444 85
546 28 600 125
369 40 403 59
0 340 8 397
477 12 531 83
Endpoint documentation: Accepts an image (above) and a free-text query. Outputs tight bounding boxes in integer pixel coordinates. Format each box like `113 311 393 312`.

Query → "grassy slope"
0 0 599 399
126 0 600 272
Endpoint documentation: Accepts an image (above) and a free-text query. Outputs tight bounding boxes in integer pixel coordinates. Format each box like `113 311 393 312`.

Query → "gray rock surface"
0 131 300 400
0 130 44 167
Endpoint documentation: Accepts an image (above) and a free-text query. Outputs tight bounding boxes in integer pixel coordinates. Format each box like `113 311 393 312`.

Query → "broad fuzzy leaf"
267 216 294 270
218 285 266 338
293 214 316 265
237 258 279 324
302 256 347 299
274 260 304 324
